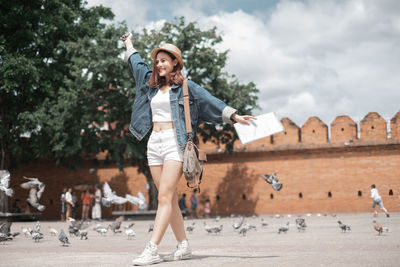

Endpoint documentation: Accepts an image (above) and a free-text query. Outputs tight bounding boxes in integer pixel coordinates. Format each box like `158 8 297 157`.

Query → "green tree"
0 0 113 170
0 0 113 212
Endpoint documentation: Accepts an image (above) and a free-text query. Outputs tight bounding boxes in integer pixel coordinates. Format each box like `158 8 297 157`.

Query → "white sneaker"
164 240 192 261
132 241 163 266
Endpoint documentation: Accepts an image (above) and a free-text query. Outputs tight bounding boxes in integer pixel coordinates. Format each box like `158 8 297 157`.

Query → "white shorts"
147 128 183 166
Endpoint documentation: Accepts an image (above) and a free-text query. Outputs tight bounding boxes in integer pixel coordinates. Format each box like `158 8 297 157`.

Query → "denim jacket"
124 48 237 152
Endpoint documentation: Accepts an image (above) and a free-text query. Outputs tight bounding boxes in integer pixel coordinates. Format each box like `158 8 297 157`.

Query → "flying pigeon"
260 171 283 191
0 170 13 197
373 220 389 235
125 191 147 210
278 222 290 234
337 221 351 233
58 229 69 246
101 182 128 207
20 176 46 211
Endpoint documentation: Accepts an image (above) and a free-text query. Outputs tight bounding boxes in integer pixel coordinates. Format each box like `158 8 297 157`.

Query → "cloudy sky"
87 0 400 128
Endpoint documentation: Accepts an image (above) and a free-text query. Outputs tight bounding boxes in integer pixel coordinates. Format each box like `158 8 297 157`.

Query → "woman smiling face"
156 51 177 78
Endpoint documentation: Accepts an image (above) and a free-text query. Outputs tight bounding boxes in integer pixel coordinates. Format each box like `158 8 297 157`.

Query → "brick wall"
7 110 400 219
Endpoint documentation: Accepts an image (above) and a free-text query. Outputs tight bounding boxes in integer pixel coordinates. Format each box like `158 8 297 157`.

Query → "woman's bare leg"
150 160 187 245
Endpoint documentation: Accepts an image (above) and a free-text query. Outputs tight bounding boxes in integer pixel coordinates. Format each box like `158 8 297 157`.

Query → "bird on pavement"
125 228 135 239
58 229 69 246
278 222 290 234
372 220 388 235
337 221 351 233
295 218 307 232
48 226 58 236
186 222 195 234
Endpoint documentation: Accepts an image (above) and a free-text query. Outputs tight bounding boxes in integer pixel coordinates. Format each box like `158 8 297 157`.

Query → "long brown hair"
149 50 184 87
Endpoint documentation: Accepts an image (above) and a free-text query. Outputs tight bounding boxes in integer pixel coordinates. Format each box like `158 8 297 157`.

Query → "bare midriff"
153 121 174 132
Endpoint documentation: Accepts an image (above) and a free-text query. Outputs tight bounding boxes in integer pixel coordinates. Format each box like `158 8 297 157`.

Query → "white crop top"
151 89 173 122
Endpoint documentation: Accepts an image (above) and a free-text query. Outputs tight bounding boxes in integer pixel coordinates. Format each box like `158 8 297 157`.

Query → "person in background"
81 189 92 220
190 189 199 219
370 184 390 217
178 193 189 215
203 198 211 219
64 188 74 221
60 188 67 221
92 184 102 221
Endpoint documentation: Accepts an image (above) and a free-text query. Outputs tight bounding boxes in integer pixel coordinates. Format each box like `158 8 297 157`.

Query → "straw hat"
151 43 184 68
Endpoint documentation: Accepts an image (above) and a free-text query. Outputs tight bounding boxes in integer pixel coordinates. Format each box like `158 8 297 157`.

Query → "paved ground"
1 212 399 267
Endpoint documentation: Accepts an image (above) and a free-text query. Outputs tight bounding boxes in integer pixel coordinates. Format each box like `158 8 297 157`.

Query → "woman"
64 188 74 221
121 33 254 265
81 189 92 220
60 188 67 221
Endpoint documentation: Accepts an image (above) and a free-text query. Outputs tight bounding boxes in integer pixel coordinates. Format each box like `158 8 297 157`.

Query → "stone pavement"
1 213 399 267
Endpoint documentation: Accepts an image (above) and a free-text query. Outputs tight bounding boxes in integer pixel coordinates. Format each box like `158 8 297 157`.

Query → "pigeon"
0 170 14 197
20 176 46 211
337 221 351 233
79 230 88 240
295 218 307 232
125 228 135 239
101 182 128 207
232 217 245 231
243 223 257 231
31 230 43 242
278 222 290 234
186 222 195 234
58 229 69 246
239 227 248 236
21 227 31 237
373 220 389 235
148 224 154 233
48 226 58 236
125 191 147 210
108 216 123 234
125 223 135 230
0 221 19 240
0 232 12 242
96 226 108 236
260 171 283 191
204 222 223 235
35 221 41 232
68 225 79 237
239 223 257 236
214 216 221 222
261 218 269 228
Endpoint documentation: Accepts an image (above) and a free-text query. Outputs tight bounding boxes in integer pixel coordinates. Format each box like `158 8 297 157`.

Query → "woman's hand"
231 114 257 125
121 32 133 49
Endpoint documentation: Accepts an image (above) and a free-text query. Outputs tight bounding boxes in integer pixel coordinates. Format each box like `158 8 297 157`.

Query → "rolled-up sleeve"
193 81 237 125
